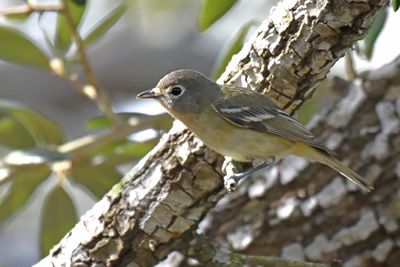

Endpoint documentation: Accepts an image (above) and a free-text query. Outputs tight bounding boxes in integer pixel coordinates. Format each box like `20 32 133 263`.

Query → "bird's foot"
223 156 275 192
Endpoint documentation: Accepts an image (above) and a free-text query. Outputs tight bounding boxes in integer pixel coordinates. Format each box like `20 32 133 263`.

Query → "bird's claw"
224 176 238 192
222 156 275 192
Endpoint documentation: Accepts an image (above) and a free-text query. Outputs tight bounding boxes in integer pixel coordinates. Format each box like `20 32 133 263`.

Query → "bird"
137 69 373 192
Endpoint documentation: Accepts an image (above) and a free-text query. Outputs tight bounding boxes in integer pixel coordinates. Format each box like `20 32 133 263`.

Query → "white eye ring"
169 85 185 98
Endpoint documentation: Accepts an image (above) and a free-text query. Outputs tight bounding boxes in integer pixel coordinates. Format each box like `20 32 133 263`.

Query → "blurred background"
0 0 399 266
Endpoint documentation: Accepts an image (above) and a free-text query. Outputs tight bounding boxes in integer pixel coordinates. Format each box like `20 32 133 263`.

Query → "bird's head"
137 69 219 115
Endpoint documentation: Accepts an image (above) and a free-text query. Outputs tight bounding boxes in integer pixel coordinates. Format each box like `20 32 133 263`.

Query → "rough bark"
202 57 400 267
179 235 330 267
34 0 389 266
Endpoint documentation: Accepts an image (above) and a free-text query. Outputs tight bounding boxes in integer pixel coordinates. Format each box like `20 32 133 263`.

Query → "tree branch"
34 0 388 266
61 0 123 126
180 235 330 267
203 55 400 266
0 1 61 16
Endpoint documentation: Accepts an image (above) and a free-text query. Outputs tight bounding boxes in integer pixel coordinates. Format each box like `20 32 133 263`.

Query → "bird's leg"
223 156 275 192
222 157 241 176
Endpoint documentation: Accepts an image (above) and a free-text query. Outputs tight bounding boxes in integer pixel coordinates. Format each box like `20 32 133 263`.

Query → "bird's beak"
137 88 158 99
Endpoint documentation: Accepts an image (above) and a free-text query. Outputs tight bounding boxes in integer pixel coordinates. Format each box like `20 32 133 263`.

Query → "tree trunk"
34 0 390 266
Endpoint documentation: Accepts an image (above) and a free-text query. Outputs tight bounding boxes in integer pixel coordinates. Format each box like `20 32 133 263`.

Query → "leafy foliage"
0 115 36 149
55 0 87 51
82 2 128 47
359 8 387 60
4 148 69 166
0 100 63 148
70 161 121 199
0 165 51 224
93 140 157 166
0 0 170 258
0 99 162 230
212 22 255 79
40 185 77 256
86 112 172 131
392 0 400 11
3 12 31 22
198 0 237 31
0 26 49 69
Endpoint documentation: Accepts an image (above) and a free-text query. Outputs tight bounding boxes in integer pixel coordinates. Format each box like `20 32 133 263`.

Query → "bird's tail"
292 143 373 192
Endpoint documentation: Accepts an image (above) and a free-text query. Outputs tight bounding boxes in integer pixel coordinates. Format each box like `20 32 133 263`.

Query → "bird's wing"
212 86 332 154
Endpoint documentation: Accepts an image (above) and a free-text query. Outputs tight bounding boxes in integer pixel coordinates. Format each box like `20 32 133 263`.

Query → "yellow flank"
174 106 294 162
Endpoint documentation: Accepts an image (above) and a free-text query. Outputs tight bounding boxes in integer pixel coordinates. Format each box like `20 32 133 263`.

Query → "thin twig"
61 0 123 126
0 2 61 15
1 1 133 155
58 125 135 154
1 1 122 126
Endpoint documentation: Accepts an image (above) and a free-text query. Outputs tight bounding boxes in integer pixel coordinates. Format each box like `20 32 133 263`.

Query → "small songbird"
137 69 373 191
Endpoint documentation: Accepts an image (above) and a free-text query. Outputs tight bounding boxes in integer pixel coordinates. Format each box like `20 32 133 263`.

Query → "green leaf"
198 0 237 32
40 185 77 256
86 112 173 131
55 0 87 51
0 115 36 149
107 140 156 158
94 140 157 166
392 0 400 11
82 3 128 47
4 13 31 22
0 26 49 69
70 161 121 199
362 8 387 60
0 99 64 146
212 22 254 79
0 165 51 224
4 148 69 166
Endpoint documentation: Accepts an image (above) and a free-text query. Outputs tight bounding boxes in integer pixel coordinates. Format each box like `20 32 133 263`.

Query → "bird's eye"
169 85 185 97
